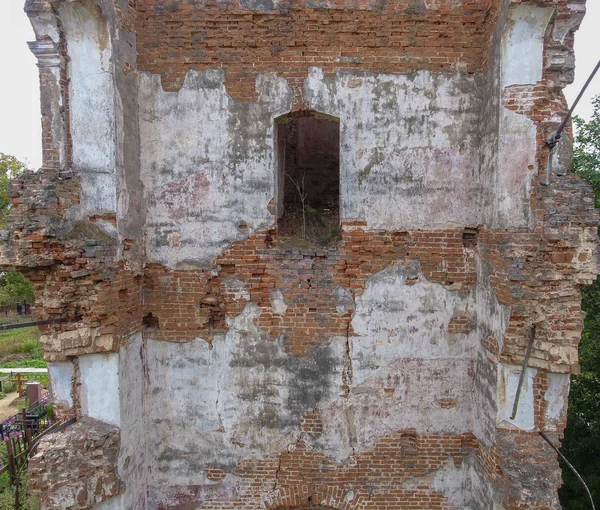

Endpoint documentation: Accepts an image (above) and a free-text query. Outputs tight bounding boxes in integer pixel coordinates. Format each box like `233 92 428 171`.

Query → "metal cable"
539 431 596 510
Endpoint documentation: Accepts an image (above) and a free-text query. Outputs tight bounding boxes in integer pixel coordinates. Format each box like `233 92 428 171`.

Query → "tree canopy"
0 154 33 309
0 153 27 228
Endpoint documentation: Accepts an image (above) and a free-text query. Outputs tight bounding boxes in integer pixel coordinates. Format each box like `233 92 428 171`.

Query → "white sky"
0 1 599 170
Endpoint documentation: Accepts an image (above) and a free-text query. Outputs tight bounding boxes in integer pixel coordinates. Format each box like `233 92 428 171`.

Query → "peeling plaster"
501 5 553 87
139 70 293 268
146 303 346 490
48 361 74 409
305 68 482 229
544 373 570 431
59 1 116 213
79 352 121 427
497 363 537 431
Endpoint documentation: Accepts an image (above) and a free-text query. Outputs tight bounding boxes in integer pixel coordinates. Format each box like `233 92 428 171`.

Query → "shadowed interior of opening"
276 112 340 248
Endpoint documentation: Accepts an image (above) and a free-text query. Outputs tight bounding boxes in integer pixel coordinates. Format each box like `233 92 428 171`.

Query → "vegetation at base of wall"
559 95 600 509
0 412 52 508
0 470 39 510
277 206 341 249
0 435 40 510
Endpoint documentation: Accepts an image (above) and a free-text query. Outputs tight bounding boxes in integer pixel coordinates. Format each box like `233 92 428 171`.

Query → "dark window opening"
275 111 340 248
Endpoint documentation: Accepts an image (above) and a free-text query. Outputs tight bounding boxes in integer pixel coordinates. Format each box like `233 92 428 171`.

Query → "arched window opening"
275 111 340 248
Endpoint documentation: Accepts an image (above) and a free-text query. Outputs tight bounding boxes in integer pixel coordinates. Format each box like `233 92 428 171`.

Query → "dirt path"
0 393 21 422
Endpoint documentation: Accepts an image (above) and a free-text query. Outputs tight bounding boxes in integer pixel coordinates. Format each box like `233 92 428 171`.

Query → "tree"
0 271 34 308
0 153 27 228
0 154 33 310
558 95 600 509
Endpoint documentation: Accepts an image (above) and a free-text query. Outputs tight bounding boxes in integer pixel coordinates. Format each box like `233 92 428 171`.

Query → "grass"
0 327 43 366
0 447 40 510
0 360 46 369
0 318 44 509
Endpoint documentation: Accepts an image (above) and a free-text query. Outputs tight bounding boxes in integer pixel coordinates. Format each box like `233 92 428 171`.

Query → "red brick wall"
157 430 497 509
142 226 478 355
135 0 496 101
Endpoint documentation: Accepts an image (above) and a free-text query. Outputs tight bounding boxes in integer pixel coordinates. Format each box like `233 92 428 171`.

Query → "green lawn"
0 327 44 367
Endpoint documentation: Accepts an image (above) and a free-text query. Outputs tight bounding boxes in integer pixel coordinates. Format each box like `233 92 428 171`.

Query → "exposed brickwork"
135 0 496 101
482 175 599 374
11 0 598 508
157 430 498 509
28 418 123 509
3 170 143 361
447 313 475 334
142 227 477 354
300 409 323 437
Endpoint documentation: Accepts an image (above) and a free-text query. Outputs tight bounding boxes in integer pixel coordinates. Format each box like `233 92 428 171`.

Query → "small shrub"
2 383 15 395
44 405 54 420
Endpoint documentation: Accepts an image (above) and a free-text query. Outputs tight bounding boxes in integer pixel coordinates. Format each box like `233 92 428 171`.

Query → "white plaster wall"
146 303 346 489
350 261 476 364
501 5 554 88
305 68 482 229
493 4 553 228
48 361 74 409
432 456 494 509
472 258 510 448
139 70 292 268
118 333 148 509
544 373 570 431
59 1 116 213
79 352 120 427
494 108 537 227
317 261 484 458
146 261 499 501
497 362 537 431
139 67 485 269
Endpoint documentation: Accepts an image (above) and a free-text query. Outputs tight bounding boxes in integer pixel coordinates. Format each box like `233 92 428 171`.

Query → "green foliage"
1 382 16 395
44 405 54 420
0 471 40 510
0 442 40 509
0 155 34 311
0 360 46 370
558 95 600 509
0 272 34 309
571 95 600 207
0 154 26 229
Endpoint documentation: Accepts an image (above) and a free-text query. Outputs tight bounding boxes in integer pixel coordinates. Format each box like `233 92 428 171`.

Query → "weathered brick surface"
8 0 598 508
142 227 478 354
156 431 497 509
28 418 123 509
135 0 497 101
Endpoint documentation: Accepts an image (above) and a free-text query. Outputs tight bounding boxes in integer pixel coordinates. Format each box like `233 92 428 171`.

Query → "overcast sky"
0 1 599 170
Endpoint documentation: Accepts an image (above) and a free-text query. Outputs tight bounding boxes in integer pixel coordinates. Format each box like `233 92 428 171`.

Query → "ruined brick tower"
2 0 598 508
